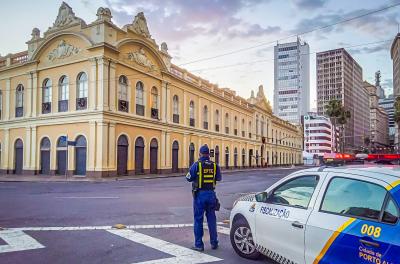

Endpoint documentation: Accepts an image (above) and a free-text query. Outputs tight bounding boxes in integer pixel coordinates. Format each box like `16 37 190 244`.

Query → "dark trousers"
193 190 218 248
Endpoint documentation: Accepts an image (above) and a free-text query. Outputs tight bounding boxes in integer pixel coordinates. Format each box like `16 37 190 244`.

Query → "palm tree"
326 99 351 153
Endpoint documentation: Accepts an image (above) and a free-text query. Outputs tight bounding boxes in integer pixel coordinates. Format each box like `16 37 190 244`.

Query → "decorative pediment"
46 2 85 34
125 12 153 40
127 48 156 70
47 40 80 61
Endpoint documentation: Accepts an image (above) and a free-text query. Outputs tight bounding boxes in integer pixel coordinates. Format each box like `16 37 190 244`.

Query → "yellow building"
0 3 302 178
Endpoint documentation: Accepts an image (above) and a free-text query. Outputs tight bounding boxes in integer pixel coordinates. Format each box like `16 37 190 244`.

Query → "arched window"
118 75 129 112
151 87 159 119
172 141 179 172
189 101 195 127
248 121 252 138
117 135 129 175
234 116 238 135
225 147 229 169
42 79 52 114
215 145 220 164
16 84 24 117
189 143 195 166
136 81 144 116
215 110 220 132
203 105 208 129
76 72 88 110
225 113 229 134
150 138 158 173
241 118 245 137
173 95 179 123
58 76 69 112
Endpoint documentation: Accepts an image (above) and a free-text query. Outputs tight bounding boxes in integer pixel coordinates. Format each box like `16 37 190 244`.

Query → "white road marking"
108 229 222 264
55 196 119 199
216 226 230 235
0 230 45 253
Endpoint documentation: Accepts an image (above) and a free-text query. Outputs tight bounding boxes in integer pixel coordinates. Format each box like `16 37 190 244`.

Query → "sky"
0 0 399 109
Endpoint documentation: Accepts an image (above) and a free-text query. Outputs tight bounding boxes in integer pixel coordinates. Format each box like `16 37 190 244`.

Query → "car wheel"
230 218 260 259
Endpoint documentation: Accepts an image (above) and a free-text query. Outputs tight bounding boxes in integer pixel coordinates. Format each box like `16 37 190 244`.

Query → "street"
0 167 302 264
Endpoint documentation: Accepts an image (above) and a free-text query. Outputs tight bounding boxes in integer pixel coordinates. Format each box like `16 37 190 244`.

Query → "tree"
326 99 351 153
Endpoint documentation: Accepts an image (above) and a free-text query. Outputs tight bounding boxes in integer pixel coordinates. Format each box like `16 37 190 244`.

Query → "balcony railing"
42 102 51 114
15 107 23 117
173 114 179 124
151 108 159 119
203 121 208 130
118 100 129 112
136 104 145 116
189 118 195 127
58 100 68 112
76 97 87 110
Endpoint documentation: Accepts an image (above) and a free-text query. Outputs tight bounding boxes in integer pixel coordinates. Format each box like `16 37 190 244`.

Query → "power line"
178 2 400 67
189 39 392 73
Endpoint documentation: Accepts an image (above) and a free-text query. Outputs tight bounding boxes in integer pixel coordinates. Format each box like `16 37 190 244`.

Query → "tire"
230 218 260 260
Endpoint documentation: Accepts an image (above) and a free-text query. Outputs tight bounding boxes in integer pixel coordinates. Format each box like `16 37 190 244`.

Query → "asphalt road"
0 167 304 264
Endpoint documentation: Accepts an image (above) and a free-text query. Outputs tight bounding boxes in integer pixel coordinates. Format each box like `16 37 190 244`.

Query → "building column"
183 91 187 126
166 83 171 123
27 72 33 117
160 130 166 171
2 129 9 172
109 61 116 112
165 132 171 171
108 122 116 171
95 121 109 174
88 58 97 110
4 78 10 120
183 133 188 167
24 127 31 172
30 126 37 172
161 81 168 123
88 121 97 172
97 58 109 111
198 97 202 128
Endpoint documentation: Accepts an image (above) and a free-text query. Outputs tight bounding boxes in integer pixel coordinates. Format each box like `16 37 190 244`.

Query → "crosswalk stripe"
107 229 222 264
0 230 45 253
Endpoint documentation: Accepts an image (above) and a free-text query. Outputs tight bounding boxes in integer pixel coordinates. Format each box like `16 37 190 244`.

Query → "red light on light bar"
383 154 400 160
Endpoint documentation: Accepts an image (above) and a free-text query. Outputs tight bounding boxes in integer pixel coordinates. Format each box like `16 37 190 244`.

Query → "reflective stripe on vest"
198 161 217 190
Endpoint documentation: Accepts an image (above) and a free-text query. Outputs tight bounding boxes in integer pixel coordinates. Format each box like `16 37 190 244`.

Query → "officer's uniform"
186 146 222 250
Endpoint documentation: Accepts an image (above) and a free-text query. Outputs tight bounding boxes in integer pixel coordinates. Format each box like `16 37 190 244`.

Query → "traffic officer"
186 145 222 251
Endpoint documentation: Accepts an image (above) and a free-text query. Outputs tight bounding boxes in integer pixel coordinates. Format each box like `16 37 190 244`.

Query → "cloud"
292 0 327 10
348 42 391 55
104 0 280 42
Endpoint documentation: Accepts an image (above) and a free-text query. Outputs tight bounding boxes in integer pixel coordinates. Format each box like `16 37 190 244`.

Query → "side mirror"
255 192 269 203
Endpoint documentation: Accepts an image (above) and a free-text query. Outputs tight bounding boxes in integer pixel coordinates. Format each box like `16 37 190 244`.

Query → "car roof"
297 165 400 185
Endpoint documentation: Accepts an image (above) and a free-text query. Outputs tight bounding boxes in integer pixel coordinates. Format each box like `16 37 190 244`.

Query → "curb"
0 166 310 183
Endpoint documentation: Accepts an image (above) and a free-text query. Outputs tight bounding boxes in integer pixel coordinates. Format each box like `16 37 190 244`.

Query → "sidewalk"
0 165 310 183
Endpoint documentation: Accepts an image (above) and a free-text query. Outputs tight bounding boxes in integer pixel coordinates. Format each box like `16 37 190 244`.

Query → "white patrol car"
229 166 400 264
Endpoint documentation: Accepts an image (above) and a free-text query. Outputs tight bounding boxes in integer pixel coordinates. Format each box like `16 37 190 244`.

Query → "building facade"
0 3 303 177
317 48 370 152
379 95 395 147
363 81 389 147
273 38 310 125
303 113 335 156
391 34 400 147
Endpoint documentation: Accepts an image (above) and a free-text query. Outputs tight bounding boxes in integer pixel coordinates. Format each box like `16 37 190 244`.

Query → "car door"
255 174 321 264
305 173 400 264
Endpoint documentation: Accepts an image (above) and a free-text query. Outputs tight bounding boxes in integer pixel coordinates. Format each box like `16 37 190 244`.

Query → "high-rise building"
317 48 370 151
363 81 389 147
391 34 400 146
274 38 310 125
379 95 395 146
303 113 336 156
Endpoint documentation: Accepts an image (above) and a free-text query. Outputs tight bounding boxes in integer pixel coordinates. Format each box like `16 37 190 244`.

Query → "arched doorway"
172 141 179 173
56 136 67 175
189 143 195 167
261 145 264 167
215 146 220 164
75 136 87 176
14 139 23 174
150 139 158 174
225 147 229 169
256 150 259 167
242 148 246 167
249 149 253 167
135 137 145 174
40 137 51 175
234 148 238 168
117 135 129 175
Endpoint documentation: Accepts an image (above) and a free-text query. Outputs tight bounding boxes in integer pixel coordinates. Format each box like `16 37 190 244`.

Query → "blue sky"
0 0 398 108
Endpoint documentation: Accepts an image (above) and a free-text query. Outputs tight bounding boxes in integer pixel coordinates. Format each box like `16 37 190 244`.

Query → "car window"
382 196 399 224
270 176 319 208
320 177 386 220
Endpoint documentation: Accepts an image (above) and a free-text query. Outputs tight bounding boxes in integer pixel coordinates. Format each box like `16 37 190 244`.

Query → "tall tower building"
317 48 370 151
274 38 310 125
